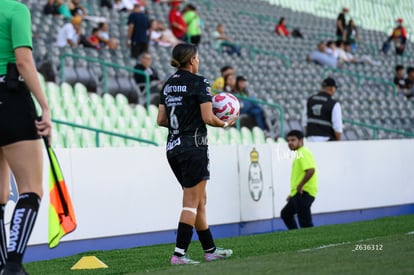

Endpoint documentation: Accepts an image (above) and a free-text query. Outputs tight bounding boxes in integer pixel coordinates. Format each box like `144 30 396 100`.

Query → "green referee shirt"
290 146 318 197
0 0 33 75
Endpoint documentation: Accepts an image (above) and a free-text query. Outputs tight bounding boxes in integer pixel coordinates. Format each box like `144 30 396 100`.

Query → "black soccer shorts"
0 82 39 146
168 149 210 188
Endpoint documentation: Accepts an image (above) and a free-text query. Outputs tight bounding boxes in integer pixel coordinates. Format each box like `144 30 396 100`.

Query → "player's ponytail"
170 43 198 68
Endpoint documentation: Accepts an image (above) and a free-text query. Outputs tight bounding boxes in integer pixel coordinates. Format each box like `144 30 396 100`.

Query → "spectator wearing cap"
336 6 349 41
56 15 83 47
387 18 408 55
302 78 343 141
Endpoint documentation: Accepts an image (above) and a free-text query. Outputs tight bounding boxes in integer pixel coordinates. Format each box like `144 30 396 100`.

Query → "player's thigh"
2 140 43 196
0 149 11 202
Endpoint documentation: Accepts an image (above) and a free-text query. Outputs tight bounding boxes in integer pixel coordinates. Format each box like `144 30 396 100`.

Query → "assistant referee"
0 1 52 274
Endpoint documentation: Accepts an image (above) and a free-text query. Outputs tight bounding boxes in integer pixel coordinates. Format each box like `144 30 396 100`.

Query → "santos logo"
8 209 25 252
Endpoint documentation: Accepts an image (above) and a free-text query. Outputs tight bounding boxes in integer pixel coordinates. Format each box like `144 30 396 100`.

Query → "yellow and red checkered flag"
43 137 77 248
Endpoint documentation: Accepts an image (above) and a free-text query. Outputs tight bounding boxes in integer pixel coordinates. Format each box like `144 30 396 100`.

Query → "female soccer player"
157 43 235 264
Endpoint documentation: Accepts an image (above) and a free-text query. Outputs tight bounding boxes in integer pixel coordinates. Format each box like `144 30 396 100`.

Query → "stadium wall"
5 139 412 262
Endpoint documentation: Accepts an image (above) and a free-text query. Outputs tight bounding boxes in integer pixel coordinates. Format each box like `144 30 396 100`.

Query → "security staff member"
0 1 52 274
302 78 342 141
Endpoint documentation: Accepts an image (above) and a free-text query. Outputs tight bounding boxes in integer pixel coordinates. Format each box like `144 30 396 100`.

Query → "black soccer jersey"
159 70 212 157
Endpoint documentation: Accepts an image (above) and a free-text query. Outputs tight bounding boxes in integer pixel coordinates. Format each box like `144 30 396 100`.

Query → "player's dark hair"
170 43 198 68
286 130 304 140
395 64 404 71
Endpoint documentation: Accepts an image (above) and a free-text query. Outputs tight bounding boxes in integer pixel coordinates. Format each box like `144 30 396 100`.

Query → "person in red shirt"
168 1 187 41
388 18 408 55
275 17 289 36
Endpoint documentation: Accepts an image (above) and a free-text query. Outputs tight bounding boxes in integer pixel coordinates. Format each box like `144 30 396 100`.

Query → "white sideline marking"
407 231 414 235
298 242 350 252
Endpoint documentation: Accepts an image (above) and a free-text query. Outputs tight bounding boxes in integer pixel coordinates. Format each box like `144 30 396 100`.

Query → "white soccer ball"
212 92 240 122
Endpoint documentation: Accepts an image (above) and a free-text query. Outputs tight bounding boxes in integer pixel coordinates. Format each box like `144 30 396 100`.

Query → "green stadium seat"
252 126 266 144
216 128 230 145
60 82 74 104
115 93 129 109
147 104 158 123
73 83 89 106
241 127 254 144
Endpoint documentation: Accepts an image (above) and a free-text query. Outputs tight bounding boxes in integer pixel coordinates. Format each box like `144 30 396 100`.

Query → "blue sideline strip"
24 203 414 263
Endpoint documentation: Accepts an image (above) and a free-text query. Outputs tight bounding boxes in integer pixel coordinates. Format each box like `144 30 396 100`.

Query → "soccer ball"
212 92 240 122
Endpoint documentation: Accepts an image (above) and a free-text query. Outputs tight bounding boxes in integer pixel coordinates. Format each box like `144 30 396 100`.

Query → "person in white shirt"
56 16 83 47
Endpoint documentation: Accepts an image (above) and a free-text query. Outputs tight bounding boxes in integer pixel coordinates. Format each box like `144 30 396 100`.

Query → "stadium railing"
52 119 159 147
59 53 152 106
343 118 414 139
322 67 397 96
218 41 291 69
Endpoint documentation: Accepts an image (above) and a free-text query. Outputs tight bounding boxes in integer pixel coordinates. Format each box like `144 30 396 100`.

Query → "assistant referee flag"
43 137 77 248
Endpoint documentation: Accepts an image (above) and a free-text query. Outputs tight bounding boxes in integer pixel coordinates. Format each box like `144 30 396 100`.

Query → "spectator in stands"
97 22 119 50
212 65 235 92
87 27 101 49
168 1 187 41
306 41 338 68
113 0 127 12
182 3 202 46
302 77 343 141
43 0 60 15
133 52 163 103
101 0 113 9
212 23 241 57
326 40 339 59
122 0 139 12
335 40 349 63
223 73 236 93
404 79 414 99
281 130 318 230
343 42 380 65
234 76 267 131
275 17 303 38
56 0 72 19
149 19 162 45
69 0 88 17
127 4 151 58
387 18 408 55
404 67 414 98
275 17 289 36
156 21 181 47
56 15 83 47
393 65 406 92
346 19 359 51
336 7 349 41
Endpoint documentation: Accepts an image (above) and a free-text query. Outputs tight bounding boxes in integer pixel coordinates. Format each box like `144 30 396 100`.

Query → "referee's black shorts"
168 149 210 188
0 82 39 146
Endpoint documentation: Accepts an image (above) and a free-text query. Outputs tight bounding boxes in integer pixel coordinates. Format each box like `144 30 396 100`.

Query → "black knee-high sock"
197 228 216 253
7 193 40 265
174 222 193 257
0 204 7 266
